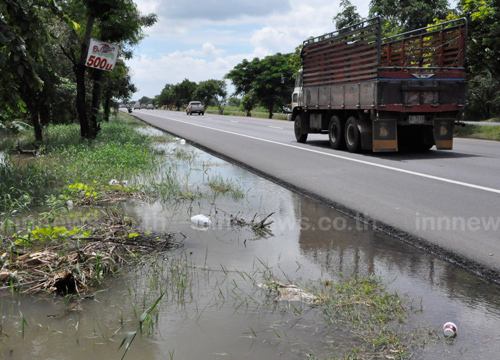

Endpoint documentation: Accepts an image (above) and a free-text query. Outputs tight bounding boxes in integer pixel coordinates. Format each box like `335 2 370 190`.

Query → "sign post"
85 39 120 72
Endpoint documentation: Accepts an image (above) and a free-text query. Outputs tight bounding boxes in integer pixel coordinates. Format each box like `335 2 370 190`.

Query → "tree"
0 0 69 142
194 79 227 114
228 96 241 107
466 71 500 120
226 53 299 118
241 92 257 117
172 79 197 110
60 0 157 138
333 0 363 30
158 84 175 109
139 96 152 104
461 0 500 84
225 58 257 96
100 60 136 121
369 0 450 34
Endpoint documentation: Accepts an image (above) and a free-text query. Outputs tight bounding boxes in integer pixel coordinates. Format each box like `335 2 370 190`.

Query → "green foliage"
465 71 500 120
0 116 159 211
157 84 175 108
454 123 500 140
461 0 500 83
226 53 300 119
241 92 257 117
194 79 227 114
1 0 156 141
173 79 197 109
227 96 241 107
334 0 363 29
138 96 152 104
369 0 450 33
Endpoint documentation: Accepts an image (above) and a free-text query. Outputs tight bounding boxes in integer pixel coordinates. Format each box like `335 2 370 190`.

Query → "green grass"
0 114 161 212
207 174 245 199
454 123 500 140
454 124 500 140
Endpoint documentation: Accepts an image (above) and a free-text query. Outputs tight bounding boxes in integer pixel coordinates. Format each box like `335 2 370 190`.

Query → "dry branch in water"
0 209 176 296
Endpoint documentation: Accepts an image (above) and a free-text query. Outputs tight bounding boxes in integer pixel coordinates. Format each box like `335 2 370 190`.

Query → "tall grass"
0 116 159 212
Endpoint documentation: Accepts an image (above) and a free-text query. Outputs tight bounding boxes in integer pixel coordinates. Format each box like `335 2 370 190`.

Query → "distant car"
134 103 140 110
140 103 147 109
146 104 154 110
186 101 204 115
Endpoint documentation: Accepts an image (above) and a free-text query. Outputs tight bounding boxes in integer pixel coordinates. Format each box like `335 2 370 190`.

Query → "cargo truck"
291 17 467 152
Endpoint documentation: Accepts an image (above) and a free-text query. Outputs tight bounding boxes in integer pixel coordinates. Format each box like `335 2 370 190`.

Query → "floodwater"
1 129 500 359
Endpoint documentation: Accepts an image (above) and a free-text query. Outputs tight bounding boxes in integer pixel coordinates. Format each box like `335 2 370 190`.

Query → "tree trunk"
28 102 43 143
89 69 102 137
40 102 50 126
75 64 90 138
104 90 111 122
75 14 95 139
268 105 273 119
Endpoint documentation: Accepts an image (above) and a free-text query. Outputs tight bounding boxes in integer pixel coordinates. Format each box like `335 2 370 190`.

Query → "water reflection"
1 133 500 359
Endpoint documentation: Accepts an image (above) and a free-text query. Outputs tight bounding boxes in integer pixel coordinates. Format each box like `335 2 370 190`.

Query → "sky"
126 0 372 101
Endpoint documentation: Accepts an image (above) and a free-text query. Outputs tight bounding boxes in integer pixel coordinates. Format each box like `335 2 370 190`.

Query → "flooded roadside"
1 125 500 359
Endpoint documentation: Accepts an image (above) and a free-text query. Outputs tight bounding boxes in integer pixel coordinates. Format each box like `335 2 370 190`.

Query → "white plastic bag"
190 214 212 227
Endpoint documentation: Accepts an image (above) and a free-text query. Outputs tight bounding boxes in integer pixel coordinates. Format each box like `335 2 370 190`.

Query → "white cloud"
182 43 225 57
127 52 250 97
151 0 290 21
126 0 372 100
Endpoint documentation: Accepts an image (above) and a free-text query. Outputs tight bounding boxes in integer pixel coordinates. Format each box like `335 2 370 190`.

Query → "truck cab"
289 69 303 121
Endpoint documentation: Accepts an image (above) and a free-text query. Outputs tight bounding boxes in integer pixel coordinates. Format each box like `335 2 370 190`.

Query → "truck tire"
294 115 308 143
345 116 361 152
202 112 204 115
328 115 345 150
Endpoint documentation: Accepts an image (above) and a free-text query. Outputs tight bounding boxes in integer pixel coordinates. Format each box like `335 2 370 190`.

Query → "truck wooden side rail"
292 17 467 152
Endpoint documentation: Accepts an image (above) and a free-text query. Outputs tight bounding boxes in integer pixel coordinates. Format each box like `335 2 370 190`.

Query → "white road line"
230 120 238 123
144 112 500 195
269 126 284 129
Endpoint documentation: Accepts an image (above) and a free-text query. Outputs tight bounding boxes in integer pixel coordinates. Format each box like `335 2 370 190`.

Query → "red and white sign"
85 39 120 72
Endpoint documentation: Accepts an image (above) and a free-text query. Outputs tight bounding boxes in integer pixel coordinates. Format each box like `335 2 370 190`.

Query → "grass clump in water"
207 175 244 199
309 274 437 359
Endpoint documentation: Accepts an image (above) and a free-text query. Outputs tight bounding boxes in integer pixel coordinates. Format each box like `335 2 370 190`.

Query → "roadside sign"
85 39 120 72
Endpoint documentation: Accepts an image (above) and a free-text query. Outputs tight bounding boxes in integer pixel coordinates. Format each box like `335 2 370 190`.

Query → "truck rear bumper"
372 113 456 152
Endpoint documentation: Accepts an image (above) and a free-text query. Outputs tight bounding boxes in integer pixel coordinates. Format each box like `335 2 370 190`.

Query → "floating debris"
443 322 457 337
191 214 212 227
257 281 320 304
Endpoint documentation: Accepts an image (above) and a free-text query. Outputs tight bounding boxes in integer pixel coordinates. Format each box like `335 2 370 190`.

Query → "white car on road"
186 101 204 115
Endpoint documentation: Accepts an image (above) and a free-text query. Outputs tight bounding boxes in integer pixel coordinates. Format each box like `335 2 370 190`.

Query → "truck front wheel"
345 117 361 152
294 115 308 143
328 115 345 150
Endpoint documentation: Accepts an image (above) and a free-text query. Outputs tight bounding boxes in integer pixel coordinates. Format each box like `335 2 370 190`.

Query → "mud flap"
373 119 398 152
433 119 455 150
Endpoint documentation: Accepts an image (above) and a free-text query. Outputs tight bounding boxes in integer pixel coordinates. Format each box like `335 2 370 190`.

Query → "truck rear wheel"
294 115 308 143
328 115 345 150
345 116 361 152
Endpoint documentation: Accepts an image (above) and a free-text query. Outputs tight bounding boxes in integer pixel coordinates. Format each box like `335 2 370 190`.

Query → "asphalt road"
128 109 500 281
